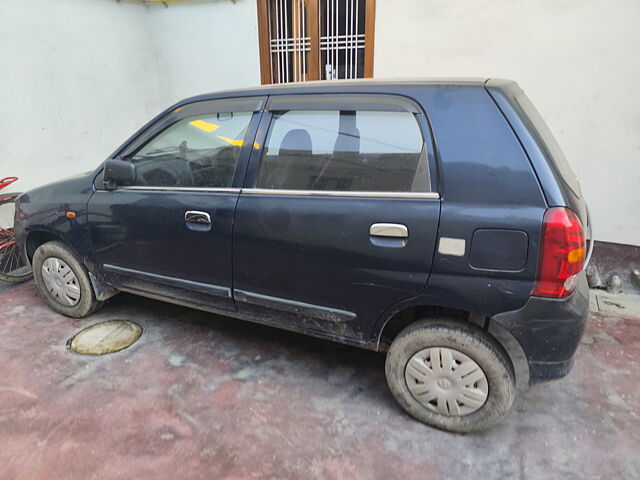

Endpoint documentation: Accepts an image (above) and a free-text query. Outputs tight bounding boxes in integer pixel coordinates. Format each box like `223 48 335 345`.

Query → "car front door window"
130 112 253 188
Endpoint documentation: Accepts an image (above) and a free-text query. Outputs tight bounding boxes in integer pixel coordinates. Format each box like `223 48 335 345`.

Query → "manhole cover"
70 320 142 355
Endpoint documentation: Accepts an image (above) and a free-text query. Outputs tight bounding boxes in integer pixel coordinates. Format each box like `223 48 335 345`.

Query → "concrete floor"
0 281 639 480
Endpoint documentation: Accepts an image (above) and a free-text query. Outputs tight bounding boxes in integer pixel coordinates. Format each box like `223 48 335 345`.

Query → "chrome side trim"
103 264 232 298
102 186 440 199
234 289 357 323
117 186 242 194
241 188 440 199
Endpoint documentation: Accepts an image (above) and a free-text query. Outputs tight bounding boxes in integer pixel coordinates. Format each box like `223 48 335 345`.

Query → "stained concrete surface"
0 281 639 480
594 291 640 318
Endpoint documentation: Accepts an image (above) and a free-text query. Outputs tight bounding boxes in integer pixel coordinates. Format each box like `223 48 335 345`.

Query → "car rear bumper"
491 271 589 384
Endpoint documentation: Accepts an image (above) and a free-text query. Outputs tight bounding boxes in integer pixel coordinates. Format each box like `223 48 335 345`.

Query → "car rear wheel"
385 319 515 433
32 240 102 318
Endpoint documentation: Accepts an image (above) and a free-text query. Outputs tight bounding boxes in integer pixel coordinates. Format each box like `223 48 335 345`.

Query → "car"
13 79 591 432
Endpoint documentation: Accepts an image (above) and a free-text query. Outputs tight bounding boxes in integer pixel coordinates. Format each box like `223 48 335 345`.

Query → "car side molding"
103 264 232 299
234 289 357 323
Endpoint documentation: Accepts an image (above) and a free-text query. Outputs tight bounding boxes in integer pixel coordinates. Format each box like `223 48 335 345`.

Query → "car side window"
128 111 253 188
255 109 429 192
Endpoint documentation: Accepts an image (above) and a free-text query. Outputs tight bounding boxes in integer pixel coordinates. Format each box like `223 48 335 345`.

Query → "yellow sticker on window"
217 135 244 147
188 119 220 132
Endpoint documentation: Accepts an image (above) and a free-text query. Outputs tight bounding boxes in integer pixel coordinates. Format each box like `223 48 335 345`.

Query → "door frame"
242 93 439 195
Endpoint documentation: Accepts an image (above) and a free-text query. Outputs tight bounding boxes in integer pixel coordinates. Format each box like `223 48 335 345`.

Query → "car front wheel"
385 319 516 433
32 240 102 318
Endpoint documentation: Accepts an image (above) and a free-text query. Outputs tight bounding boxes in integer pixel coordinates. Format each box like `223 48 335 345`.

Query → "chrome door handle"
185 210 211 225
370 223 409 238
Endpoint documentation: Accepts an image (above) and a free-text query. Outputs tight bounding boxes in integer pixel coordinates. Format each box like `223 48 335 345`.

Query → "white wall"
0 0 261 195
147 0 261 105
375 0 640 245
0 0 163 194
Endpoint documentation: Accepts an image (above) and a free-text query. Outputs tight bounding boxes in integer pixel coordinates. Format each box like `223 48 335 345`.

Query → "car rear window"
515 93 582 197
256 109 430 192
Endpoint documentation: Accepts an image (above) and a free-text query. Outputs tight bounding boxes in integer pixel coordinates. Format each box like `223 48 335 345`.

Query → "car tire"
385 319 515 433
32 240 103 318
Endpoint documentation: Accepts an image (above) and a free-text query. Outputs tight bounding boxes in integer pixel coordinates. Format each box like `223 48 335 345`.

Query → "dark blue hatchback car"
14 79 591 432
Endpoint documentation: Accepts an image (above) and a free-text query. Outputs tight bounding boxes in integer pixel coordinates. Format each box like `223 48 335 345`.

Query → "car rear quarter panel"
403 85 549 321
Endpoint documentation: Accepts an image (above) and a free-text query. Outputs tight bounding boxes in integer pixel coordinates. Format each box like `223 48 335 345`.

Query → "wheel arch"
25 229 62 262
374 302 530 389
26 230 117 302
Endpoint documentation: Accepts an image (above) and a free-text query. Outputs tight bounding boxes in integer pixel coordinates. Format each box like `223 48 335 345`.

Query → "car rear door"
232 94 441 342
88 96 265 312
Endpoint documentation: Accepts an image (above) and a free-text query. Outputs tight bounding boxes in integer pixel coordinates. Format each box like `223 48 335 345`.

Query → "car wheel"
32 240 103 318
385 319 515 433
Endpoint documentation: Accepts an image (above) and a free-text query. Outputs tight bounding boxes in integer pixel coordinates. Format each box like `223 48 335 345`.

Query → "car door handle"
370 223 409 238
185 211 211 225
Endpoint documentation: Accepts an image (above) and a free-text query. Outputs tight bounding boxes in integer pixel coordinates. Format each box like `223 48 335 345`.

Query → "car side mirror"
104 158 136 190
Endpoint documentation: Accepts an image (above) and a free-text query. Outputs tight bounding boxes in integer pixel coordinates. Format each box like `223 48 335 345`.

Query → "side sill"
116 285 374 350
234 289 357 323
103 264 231 299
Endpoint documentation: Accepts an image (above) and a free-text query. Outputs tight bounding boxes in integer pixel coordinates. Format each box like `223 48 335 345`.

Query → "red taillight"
532 207 586 299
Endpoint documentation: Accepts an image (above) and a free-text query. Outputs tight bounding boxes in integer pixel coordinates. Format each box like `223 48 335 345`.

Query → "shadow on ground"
0 281 638 479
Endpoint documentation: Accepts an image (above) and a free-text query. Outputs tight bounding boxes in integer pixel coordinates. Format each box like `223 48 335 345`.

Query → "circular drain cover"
70 320 142 355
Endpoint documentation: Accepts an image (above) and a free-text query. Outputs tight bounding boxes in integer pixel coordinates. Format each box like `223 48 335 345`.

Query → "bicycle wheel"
0 194 32 283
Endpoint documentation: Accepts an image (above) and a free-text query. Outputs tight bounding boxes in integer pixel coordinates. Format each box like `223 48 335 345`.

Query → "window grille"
257 0 375 84
320 0 365 80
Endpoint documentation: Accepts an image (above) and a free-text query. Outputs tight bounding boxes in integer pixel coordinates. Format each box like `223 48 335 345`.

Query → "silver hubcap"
41 257 80 306
405 347 489 416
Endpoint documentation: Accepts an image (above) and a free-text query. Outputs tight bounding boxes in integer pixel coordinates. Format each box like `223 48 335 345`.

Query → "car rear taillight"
532 207 586 299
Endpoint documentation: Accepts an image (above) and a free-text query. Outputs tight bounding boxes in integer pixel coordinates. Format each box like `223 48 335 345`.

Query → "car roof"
179 78 493 105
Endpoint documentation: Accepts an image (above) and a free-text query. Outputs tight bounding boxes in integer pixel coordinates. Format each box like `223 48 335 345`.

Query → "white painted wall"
375 0 640 245
0 0 162 194
147 0 261 105
0 0 261 196
1 0 638 245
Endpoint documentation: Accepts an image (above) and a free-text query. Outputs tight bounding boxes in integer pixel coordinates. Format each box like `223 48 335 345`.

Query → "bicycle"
0 176 32 283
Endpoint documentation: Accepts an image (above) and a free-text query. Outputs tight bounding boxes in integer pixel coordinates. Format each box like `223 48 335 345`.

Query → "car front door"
88 96 265 312
232 94 441 342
